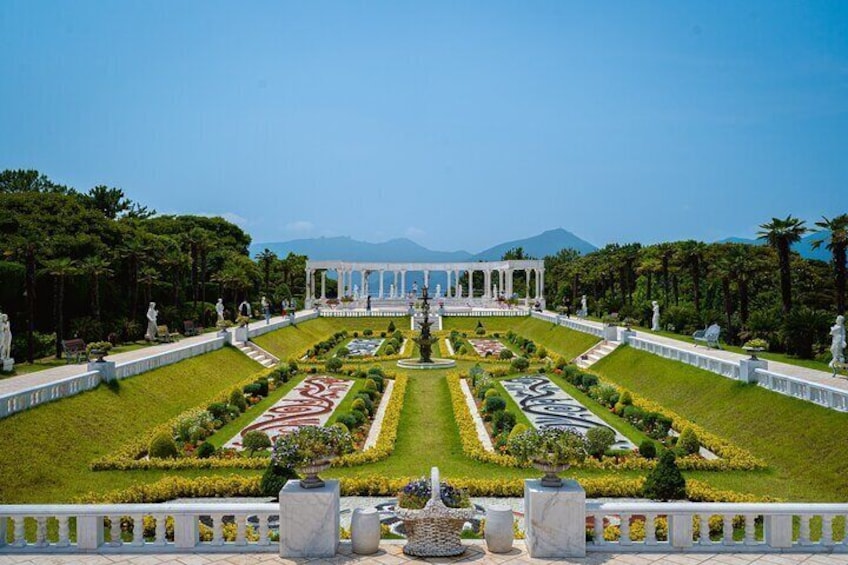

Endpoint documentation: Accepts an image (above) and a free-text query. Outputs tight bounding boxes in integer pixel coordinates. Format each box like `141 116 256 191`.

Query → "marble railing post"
525 479 585 557
280 480 340 558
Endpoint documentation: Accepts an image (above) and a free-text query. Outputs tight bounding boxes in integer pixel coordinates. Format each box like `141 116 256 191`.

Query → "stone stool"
351 507 380 554
484 504 514 553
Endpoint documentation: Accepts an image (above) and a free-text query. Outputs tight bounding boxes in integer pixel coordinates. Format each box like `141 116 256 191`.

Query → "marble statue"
830 315 846 374
389 283 395 299
144 302 158 341
493 284 499 299
435 284 441 298
0 313 11 361
261 296 271 324
412 282 418 296
457 284 463 299
353 284 360 300
215 298 225 323
580 295 588 318
651 300 661 331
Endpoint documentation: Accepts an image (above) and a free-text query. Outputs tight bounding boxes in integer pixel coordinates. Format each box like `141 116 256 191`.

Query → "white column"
446 270 452 298
401 271 406 297
424 270 429 289
455 270 461 297
305 268 312 300
393 271 399 298
525 269 531 305
320 271 326 299
468 270 474 298
379 270 384 299
508 269 514 298
484 270 491 298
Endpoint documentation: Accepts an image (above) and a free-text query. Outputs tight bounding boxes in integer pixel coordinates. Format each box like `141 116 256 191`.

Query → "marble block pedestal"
525 478 586 558
739 358 767 383
1 358 13 372
279 479 340 558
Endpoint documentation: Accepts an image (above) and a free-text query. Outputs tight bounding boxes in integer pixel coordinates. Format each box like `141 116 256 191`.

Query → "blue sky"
1 1 846 252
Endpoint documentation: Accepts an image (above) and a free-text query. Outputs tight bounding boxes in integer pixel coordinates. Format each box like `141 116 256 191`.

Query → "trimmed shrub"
510 357 530 372
351 398 368 414
243 383 262 397
326 357 343 372
337 346 350 357
196 441 216 459
207 402 230 422
149 433 178 459
337 413 359 430
243 431 272 455
643 450 687 500
350 409 367 426
384 345 395 355
483 396 507 414
484 388 499 399
229 389 247 413
537 346 548 359
260 463 297 499
387 321 396 333
499 349 514 360
581 374 599 389
639 440 657 459
363 328 373 336
492 410 517 435
586 427 616 459
508 423 529 441
678 427 700 456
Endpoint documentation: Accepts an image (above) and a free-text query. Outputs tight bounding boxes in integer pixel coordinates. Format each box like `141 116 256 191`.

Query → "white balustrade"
585 502 848 552
754 368 848 412
531 311 605 338
114 337 226 380
0 503 279 552
627 336 740 380
317 310 407 318
247 312 319 339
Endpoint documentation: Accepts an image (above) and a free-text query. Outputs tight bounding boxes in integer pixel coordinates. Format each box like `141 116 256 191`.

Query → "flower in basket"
397 478 471 510
508 427 588 487
235 315 250 327
272 425 353 468
743 338 769 351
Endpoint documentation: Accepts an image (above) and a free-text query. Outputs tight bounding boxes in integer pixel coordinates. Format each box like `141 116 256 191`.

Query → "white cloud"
286 220 315 233
405 226 426 239
196 212 249 227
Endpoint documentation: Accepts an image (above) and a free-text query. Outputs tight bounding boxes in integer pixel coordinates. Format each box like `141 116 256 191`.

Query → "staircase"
235 340 279 368
573 340 620 369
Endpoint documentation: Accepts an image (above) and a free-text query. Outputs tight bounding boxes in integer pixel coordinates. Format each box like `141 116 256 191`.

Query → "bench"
693 324 722 349
183 320 204 336
156 325 181 343
62 338 87 363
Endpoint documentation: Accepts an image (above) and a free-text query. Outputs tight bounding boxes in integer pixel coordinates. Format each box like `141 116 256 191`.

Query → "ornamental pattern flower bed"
346 338 385 357
224 376 352 449
468 339 508 357
502 375 635 450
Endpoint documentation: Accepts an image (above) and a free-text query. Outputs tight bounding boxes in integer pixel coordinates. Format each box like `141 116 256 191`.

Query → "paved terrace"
1 543 846 564
557 315 848 393
0 311 315 399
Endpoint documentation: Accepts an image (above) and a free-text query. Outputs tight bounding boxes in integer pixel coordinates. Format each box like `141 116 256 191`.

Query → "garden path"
0 312 315 399
562 315 848 393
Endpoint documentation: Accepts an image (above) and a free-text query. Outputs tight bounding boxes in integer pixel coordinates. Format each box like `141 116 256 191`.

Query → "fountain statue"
415 286 435 363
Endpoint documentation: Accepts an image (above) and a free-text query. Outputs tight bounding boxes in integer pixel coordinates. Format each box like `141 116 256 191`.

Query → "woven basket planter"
395 498 475 557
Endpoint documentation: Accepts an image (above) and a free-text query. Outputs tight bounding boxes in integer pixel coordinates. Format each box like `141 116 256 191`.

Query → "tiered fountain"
397 286 456 370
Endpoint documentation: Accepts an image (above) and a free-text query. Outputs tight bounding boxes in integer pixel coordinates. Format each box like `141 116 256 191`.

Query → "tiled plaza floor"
2 543 848 565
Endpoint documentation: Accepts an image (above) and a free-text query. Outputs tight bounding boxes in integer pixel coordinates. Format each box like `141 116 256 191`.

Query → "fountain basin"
396 358 456 370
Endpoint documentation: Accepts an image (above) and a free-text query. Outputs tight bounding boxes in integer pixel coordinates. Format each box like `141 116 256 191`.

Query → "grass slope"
592 346 848 501
252 317 403 360
0 347 262 503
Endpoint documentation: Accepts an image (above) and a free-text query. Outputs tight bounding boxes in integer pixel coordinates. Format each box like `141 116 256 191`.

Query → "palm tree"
256 249 278 292
677 241 708 313
812 214 848 314
80 256 113 323
758 216 808 315
42 258 80 358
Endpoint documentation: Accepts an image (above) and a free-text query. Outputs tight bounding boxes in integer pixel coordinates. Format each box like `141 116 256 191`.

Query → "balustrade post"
130 515 144 546
0 514 6 547
668 514 693 549
174 514 199 549
279 479 340 558
77 515 105 550
764 514 792 548
524 479 586 558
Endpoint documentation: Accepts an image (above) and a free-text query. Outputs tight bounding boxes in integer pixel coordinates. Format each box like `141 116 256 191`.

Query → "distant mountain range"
250 228 597 263
718 231 831 262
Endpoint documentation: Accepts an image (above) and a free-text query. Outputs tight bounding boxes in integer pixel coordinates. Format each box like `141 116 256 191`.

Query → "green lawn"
252 317 405 360
0 346 263 503
591 345 848 501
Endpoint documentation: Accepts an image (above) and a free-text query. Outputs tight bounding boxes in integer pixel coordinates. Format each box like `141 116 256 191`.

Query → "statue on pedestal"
580 295 588 318
435 284 441 298
830 315 846 374
215 298 225 323
145 302 158 341
457 284 463 299
412 282 419 297
651 301 661 331
353 284 360 300
0 313 12 364
493 284 499 300
261 296 271 324
389 283 395 299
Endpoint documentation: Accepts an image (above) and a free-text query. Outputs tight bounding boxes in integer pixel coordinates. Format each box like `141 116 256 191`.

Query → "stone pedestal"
234 326 249 343
279 479 339 558
739 358 767 383
88 360 116 382
765 514 793 548
350 507 380 555
603 325 619 342
484 504 514 553
620 330 636 344
76 515 104 550
1 358 13 372
524 479 585 558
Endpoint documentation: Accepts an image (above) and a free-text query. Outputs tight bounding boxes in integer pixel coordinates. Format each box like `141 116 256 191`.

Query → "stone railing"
4 498 848 556
586 501 848 552
532 311 605 338
443 309 529 317
114 337 227 380
247 311 319 339
626 336 740 380
754 368 848 412
318 309 407 318
0 370 101 419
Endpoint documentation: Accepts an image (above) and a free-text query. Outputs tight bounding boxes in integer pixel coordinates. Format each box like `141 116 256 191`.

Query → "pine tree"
643 450 687 500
